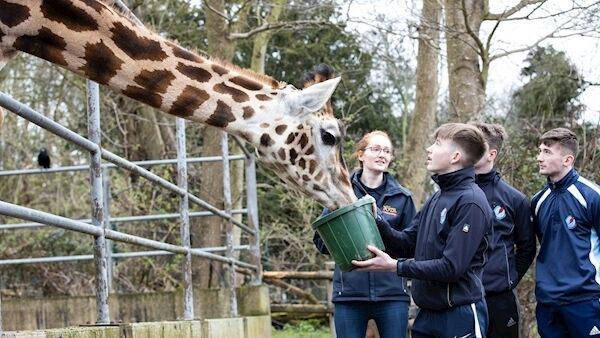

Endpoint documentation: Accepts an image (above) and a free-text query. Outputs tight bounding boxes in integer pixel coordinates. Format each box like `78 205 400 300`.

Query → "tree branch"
460 0 485 56
485 0 546 21
489 18 571 61
204 0 230 23
229 20 338 40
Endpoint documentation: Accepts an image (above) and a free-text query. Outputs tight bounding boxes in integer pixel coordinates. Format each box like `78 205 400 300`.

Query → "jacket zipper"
503 243 513 288
447 284 452 307
339 271 343 295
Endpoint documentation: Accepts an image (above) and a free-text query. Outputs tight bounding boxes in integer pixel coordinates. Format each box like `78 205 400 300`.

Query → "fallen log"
271 303 332 314
263 271 333 280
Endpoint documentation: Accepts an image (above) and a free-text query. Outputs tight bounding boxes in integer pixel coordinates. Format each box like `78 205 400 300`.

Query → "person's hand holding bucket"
312 196 385 271
351 245 396 272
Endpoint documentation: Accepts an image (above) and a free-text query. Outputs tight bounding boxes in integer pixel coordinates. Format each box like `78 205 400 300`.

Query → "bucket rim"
311 195 375 229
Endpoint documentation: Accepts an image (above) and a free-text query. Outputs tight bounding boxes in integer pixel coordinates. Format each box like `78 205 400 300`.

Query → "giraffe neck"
0 0 280 139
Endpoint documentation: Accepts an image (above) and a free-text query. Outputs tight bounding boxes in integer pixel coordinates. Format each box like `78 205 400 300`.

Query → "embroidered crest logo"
382 205 397 215
440 208 447 224
494 205 506 220
565 215 577 229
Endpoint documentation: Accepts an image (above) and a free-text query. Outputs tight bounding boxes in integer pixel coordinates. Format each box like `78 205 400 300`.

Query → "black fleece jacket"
376 166 493 310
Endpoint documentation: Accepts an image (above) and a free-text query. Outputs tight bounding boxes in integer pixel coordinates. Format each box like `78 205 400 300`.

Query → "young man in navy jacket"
353 123 493 338
471 122 536 338
531 128 600 337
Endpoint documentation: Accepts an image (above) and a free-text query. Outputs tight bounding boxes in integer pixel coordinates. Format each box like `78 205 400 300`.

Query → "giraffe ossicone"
0 0 356 210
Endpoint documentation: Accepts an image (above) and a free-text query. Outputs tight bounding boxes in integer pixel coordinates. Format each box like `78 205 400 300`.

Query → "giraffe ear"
288 77 341 116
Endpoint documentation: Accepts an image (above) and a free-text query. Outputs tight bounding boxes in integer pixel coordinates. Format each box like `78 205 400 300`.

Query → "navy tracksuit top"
476 168 536 294
314 170 416 303
376 166 493 310
531 168 600 306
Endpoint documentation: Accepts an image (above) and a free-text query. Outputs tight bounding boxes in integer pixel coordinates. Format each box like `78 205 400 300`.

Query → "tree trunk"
194 0 236 289
445 0 485 121
398 0 441 206
250 0 286 74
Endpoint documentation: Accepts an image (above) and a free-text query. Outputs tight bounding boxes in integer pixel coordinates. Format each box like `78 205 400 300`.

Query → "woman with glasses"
314 130 417 338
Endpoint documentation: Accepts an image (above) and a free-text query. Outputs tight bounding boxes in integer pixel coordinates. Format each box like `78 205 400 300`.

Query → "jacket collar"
475 166 500 185
548 168 578 190
351 169 402 197
432 166 476 191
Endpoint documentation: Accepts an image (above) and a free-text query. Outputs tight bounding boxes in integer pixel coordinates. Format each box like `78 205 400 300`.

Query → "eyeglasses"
364 146 392 156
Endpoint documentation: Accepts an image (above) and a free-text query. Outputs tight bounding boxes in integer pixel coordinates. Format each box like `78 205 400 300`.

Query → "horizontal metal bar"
0 92 254 235
0 245 251 266
101 149 255 235
0 155 245 177
0 201 257 270
0 91 99 153
0 209 248 230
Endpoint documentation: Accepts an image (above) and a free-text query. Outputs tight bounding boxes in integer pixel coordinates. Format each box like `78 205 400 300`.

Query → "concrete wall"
2 316 272 338
1 286 269 331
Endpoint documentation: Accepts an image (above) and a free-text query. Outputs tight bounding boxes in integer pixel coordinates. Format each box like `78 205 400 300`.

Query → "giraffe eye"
320 128 337 146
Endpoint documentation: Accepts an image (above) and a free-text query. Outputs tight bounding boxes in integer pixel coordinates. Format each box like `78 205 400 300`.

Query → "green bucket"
312 195 385 272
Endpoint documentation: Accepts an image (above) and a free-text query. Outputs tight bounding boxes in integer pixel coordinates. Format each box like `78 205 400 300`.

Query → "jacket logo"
565 215 577 229
494 205 506 220
462 224 470 233
382 205 397 215
440 208 447 224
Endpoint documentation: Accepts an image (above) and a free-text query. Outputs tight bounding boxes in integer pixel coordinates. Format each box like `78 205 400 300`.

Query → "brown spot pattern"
81 0 104 12
14 27 68 67
211 64 229 76
176 63 211 83
299 133 308 149
260 134 274 147
133 69 175 94
169 86 210 117
229 76 263 91
41 0 98 32
242 106 255 119
289 149 298 164
169 43 202 62
314 170 324 181
0 1 30 27
256 94 272 101
302 175 310 182
313 184 326 192
305 145 314 155
275 125 287 135
122 85 162 108
308 160 317 174
214 83 249 103
298 159 306 170
260 123 269 128
111 22 167 61
80 41 124 85
277 148 286 160
206 100 236 128
285 133 296 144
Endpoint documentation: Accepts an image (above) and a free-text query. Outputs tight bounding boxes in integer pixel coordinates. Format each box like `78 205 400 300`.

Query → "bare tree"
444 0 600 121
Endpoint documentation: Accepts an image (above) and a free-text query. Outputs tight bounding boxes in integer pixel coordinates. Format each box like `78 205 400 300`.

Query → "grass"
272 319 332 338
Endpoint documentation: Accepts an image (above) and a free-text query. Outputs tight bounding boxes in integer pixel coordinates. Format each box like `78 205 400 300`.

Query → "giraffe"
0 0 356 210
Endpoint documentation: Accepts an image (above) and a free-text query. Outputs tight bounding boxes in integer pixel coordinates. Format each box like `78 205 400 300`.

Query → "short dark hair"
539 128 578 157
469 122 507 153
433 123 487 166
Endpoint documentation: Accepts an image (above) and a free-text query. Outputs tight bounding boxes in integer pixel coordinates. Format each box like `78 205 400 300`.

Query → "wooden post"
326 261 336 338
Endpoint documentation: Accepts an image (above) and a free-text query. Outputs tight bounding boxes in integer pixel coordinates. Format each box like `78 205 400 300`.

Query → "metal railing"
0 82 261 328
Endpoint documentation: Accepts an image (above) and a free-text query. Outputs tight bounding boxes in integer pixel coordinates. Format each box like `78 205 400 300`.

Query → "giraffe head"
247 65 355 210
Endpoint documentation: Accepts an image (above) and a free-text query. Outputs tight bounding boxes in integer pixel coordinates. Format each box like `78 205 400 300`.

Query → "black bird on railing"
37 148 51 169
